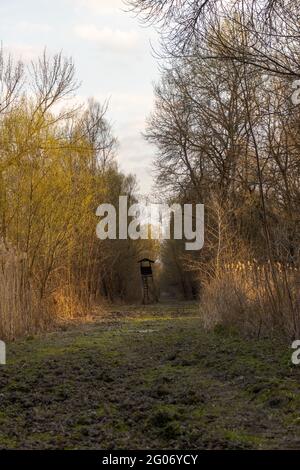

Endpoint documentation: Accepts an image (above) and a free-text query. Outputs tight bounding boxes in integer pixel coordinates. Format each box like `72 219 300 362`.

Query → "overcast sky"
0 0 160 194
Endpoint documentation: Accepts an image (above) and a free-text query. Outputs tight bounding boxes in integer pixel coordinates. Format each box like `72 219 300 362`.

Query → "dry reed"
200 260 300 340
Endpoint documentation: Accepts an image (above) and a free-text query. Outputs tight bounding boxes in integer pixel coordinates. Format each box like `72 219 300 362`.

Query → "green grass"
1 302 300 449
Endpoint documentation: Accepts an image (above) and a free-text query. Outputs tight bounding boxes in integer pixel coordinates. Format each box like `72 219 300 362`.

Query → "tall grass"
51 284 90 321
200 261 300 340
0 240 40 340
0 239 107 340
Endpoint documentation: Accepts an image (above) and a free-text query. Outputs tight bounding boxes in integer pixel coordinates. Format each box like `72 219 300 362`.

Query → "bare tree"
0 47 24 115
126 0 300 78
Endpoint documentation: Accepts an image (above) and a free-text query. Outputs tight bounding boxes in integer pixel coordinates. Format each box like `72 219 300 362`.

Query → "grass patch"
1 302 299 449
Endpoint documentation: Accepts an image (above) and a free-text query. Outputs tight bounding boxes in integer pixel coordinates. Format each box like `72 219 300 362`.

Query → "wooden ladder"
142 276 150 304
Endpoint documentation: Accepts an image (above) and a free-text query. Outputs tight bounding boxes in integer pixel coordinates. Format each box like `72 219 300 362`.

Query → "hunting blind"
138 258 156 304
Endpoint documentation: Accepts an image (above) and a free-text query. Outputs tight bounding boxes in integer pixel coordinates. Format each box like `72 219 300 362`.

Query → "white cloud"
97 92 152 109
4 44 43 63
72 0 125 15
74 24 139 50
16 21 52 33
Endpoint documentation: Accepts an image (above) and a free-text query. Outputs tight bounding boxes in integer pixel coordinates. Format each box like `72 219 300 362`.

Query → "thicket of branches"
129 0 300 338
0 48 152 339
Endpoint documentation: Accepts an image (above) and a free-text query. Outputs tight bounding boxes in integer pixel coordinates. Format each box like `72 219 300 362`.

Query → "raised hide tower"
138 258 158 304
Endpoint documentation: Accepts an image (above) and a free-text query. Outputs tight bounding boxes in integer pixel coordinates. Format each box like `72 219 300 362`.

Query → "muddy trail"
0 302 299 449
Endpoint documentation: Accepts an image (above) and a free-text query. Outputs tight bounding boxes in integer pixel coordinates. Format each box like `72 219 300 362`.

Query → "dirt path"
0 302 299 449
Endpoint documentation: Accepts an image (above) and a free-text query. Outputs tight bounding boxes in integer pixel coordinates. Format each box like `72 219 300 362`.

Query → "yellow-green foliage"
0 50 158 338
